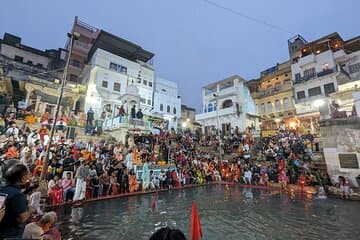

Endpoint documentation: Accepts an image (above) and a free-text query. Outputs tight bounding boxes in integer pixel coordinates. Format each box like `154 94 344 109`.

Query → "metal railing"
103 116 152 130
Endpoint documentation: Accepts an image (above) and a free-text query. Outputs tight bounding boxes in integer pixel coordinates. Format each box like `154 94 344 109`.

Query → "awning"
34 90 73 106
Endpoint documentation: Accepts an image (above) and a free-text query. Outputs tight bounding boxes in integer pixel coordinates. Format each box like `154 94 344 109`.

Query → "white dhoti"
73 178 86 201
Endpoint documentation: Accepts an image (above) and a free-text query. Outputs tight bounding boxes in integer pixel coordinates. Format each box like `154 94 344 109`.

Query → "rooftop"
202 75 246 90
87 30 154 63
0 33 64 60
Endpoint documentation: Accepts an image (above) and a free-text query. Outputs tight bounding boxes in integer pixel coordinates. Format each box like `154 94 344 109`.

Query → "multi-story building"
288 33 353 133
195 75 258 136
0 32 75 115
153 77 181 130
179 104 197 130
66 16 99 84
251 61 296 130
82 30 155 119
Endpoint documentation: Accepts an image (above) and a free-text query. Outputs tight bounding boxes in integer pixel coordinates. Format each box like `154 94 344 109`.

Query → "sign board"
338 153 359 169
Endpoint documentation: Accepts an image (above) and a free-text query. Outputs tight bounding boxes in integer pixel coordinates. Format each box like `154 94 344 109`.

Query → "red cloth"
190 201 202 240
49 189 63 205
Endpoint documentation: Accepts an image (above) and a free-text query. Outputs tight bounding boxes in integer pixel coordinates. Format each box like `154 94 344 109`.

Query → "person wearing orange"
38 125 49 141
132 146 140 165
6 143 19 159
128 169 139 192
33 157 44 177
40 112 50 123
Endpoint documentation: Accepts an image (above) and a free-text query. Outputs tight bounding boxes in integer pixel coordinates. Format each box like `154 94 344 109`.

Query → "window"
267 101 273 113
160 104 164 111
275 100 281 112
27 61 33 65
297 91 306 100
324 83 335 95
173 107 176 114
308 86 322 97
260 103 265 114
207 103 213 112
143 80 147 85
113 82 121 92
149 82 153 87
69 74 78 82
140 98 146 104
295 73 301 81
349 63 360 74
303 68 316 79
283 97 289 110
167 105 170 113
147 99 151 105
102 81 108 88
14 55 23 62
109 62 127 74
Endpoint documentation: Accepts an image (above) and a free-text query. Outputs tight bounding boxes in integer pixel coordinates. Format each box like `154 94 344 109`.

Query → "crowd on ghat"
0 103 354 239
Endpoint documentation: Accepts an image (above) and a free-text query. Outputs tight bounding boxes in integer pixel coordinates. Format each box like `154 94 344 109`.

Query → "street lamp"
40 32 80 180
213 93 222 168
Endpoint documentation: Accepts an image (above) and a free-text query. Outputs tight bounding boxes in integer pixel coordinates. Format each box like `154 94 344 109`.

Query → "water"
56 185 360 240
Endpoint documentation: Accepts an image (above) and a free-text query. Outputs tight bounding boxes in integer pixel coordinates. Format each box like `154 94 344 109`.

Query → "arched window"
160 104 163 111
260 103 265 114
167 105 170 113
222 99 233 109
173 107 176 114
275 100 281 112
207 103 213 112
283 97 289 110
267 101 272 113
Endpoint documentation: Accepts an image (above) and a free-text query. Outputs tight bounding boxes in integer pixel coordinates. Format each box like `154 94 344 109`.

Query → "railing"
103 116 152 130
69 60 83 69
73 41 91 53
294 68 337 85
252 84 292 98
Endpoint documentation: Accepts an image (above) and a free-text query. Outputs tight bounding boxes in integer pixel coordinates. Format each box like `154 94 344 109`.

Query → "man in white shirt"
125 150 133 171
244 169 252 184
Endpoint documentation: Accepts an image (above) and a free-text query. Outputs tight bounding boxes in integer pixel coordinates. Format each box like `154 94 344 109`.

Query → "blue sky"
0 0 359 112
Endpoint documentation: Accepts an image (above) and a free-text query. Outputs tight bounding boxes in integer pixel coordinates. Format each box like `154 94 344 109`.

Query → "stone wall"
320 118 360 187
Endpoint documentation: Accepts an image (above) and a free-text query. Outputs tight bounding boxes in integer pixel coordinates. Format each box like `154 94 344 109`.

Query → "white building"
195 75 258 135
288 33 354 131
153 77 181 130
82 30 155 119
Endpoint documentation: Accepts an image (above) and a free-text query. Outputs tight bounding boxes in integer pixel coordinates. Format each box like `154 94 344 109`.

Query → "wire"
202 0 295 35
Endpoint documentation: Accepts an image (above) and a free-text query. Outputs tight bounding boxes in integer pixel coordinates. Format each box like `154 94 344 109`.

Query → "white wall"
1 44 50 67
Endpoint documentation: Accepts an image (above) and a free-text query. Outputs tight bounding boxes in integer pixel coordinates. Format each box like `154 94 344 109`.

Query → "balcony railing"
103 116 152 130
196 105 239 121
252 84 292 98
73 41 91 53
294 68 337 85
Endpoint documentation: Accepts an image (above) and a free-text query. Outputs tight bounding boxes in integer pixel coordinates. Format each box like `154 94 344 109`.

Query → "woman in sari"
48 176 63 205
110 171 120 195
128 169 139 192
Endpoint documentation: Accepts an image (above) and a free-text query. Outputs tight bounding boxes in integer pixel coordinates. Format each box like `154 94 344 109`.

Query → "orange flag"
190 201 202 240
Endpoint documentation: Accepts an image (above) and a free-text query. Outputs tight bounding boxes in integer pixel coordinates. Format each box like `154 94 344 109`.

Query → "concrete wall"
0 44 50 67
320 118 360 187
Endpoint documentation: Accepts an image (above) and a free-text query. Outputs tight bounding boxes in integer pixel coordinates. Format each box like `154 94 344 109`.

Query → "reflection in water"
57 185 360 240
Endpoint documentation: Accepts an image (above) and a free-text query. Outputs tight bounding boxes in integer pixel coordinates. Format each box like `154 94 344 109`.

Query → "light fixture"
289 121 296 129
313 99 325 108
182 122 187 128
335 44 339 48
316 50 321 54
186 118 190 122
274 118 281 123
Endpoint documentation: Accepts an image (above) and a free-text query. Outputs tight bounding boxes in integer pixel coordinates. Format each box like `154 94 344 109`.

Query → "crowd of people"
0 103 352 239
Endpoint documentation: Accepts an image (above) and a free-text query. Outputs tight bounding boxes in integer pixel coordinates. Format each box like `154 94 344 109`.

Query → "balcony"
196 105 238 121
299 53 315 67
69 60 83 69
252 84 292 99
73 41 91 54
294 67 337 85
